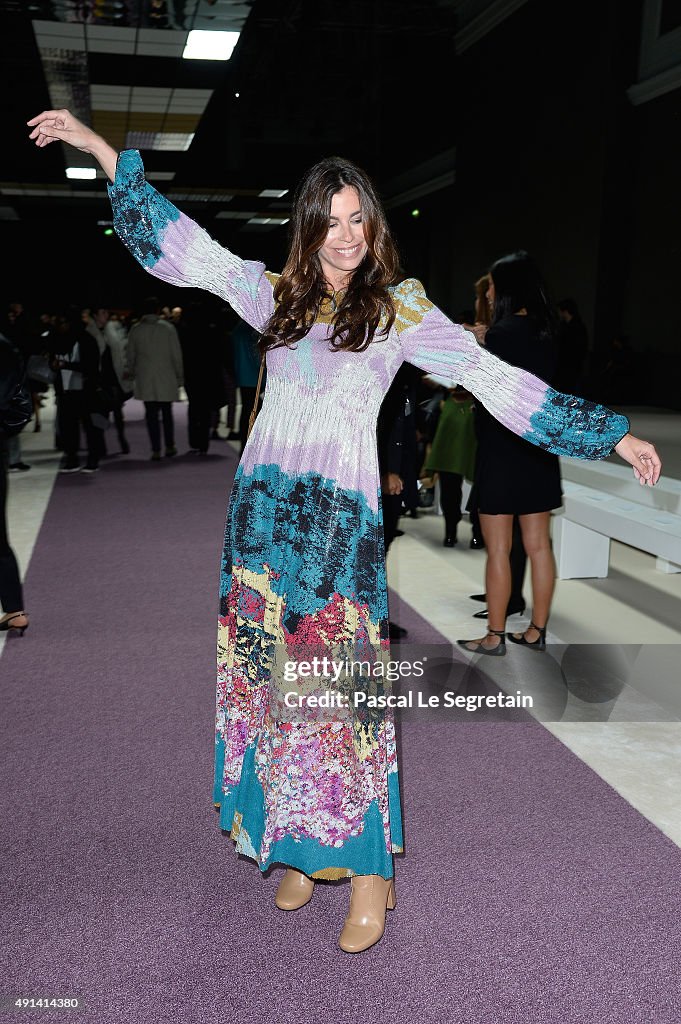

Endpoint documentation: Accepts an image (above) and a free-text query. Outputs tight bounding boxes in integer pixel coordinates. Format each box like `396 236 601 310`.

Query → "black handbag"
0 379 32 436
26 354 55 388
0 336 33 437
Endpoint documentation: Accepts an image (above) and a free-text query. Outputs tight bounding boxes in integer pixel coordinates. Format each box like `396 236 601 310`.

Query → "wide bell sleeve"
394 278 629 460
107 149 275 332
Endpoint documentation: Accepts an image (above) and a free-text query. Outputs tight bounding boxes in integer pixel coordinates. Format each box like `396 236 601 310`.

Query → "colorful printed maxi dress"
108 150 630 881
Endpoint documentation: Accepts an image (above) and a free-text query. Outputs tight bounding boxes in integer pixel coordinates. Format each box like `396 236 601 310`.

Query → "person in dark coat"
177 301 229 456
50 308 104 474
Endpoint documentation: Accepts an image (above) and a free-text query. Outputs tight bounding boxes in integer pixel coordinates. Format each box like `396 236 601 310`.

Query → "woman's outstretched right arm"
27 109 275 332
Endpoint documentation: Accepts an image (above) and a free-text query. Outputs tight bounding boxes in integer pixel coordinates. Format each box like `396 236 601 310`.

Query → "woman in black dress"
459 251 565 655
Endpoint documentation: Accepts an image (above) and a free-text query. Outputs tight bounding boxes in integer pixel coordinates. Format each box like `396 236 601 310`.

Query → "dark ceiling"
0 0 461 231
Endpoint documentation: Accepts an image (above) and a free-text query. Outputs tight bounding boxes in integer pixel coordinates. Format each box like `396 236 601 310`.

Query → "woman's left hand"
614 433 661 486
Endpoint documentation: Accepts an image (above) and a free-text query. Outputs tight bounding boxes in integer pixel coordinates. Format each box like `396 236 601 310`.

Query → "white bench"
553 460 681 579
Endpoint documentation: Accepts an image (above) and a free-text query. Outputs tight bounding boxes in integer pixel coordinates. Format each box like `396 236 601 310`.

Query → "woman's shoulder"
390 278 433 334
390 277 428 302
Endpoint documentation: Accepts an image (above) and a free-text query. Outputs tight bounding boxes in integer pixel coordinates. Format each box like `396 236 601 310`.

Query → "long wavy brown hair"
260 156 402 355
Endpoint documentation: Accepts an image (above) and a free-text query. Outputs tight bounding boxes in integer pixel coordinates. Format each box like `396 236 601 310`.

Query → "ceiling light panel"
125 131 195 151
259 189 289 198
66 167 97 180
183 30 240 61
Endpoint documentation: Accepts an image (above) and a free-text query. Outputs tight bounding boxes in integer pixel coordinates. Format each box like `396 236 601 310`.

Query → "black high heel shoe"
507 620 547 652
457 628 506 657
0 613 29 636
473 600 526 620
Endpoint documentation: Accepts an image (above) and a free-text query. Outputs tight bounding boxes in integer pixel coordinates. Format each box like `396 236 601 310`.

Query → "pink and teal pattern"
108 150 629 879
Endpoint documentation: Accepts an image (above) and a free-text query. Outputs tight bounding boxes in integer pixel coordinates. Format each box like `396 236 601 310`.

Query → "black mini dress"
474 315 563 515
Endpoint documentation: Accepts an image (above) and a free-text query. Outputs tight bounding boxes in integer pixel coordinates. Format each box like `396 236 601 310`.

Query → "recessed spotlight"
66 167 96 180
183 30 240 61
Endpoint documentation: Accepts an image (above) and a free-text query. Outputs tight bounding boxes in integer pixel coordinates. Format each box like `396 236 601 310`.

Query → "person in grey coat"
127 296 184 460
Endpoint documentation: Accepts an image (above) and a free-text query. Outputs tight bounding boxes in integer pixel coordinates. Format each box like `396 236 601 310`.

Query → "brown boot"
274 869 315 911
338 874 396 953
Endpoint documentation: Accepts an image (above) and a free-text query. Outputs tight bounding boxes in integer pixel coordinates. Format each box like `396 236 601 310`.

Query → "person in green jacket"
424 385 477 547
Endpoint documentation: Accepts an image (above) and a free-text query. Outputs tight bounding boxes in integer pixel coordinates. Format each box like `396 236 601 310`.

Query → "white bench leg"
656 557 681 574
553 516 610 579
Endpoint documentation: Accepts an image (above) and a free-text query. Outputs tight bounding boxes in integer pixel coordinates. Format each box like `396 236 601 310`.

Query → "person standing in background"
103 310 131 454
127 296 184 461
467 272 527 612
424 385 477 547
211 313 238 443
84 306 112 461
377 364 423 641
177 301 228 456
459 252 564 655
51 308 103 474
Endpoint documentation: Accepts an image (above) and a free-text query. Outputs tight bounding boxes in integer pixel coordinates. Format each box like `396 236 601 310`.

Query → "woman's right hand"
27 109 119 181
27 109 97 152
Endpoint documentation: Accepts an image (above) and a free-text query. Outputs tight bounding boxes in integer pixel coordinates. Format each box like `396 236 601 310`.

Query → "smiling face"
317 185 368 291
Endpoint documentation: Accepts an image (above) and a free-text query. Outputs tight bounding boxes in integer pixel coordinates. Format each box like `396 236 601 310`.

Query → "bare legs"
461 513 513 650
464 511 555 649
515 511 555 641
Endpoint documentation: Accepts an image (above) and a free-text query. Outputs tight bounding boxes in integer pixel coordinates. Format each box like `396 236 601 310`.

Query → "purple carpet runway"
1 408 680 1024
